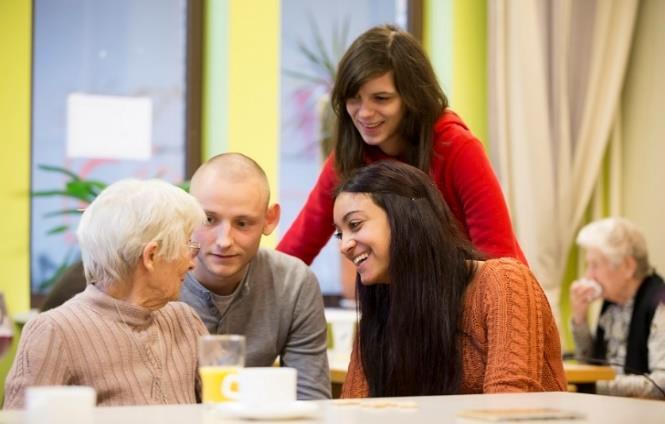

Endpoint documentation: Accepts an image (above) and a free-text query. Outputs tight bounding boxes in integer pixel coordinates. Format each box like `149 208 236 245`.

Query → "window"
30 0 202 303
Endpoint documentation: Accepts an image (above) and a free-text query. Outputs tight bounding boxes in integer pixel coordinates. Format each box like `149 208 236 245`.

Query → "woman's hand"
570 279 602 325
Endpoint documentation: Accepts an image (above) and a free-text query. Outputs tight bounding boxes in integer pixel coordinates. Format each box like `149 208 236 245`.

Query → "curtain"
487 0 638 316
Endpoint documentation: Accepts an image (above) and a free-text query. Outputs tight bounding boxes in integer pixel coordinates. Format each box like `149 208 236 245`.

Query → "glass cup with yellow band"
198 334 245 403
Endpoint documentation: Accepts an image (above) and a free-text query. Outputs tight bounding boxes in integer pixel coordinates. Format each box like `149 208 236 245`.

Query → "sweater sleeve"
280 267 331 400
570 319 594 359
480 260 563 392
181 304 209 403
449 139 527 264
277 155 339 265
340 337 369 398
3 316 72 409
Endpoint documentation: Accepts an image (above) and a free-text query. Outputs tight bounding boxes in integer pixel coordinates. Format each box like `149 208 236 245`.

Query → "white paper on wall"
66 93 153 160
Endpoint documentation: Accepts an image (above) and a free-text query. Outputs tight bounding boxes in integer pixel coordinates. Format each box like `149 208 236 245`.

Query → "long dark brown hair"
332 24 448 179
336 161 481 396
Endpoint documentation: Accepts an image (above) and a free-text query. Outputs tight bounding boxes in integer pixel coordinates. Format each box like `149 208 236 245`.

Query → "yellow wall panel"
452 0 487 148
0 0 31 315
0 0 31 399
202 0 230 158
228 1 280 246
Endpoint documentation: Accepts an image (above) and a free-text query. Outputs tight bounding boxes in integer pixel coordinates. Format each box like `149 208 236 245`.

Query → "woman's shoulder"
163 301 200 319
19 302 83 342
478 257 530 274
32 290 91 324
466 258 548 322
433 110 474 143
162 301 208 335
431 110 486 163
469 258 537 295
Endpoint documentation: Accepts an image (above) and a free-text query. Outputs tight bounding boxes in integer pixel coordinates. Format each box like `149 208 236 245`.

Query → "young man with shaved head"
180 153 331 400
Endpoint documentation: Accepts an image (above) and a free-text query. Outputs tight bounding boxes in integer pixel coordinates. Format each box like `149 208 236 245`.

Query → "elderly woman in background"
3 179 208 408
570 217 665 398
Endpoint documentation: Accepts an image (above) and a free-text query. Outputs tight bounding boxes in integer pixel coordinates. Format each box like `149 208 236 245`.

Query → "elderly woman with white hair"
3 179 208 408
570 217 665 398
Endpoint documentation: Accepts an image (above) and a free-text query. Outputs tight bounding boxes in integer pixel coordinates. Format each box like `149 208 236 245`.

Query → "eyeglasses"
187 241 201 258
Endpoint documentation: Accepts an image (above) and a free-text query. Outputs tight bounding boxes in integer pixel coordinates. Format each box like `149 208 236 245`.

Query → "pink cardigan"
4 285 207 408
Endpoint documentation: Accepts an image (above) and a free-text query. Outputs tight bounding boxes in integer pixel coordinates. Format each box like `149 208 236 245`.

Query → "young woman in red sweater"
277 24 526 265
332 161 565 397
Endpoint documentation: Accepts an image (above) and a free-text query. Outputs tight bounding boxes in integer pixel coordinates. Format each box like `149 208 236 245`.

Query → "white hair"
76 179 206 285
576 217 651 279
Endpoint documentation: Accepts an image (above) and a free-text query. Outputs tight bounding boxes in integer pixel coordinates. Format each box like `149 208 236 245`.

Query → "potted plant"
32 165 189 306
31 165 107 294
283 16 350 159
283 17 357 304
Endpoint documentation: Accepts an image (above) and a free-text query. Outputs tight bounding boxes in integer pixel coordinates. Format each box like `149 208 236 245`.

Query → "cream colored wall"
622 0 665 274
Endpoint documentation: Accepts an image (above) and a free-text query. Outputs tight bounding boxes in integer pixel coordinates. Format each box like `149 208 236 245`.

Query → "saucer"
216 401 320 420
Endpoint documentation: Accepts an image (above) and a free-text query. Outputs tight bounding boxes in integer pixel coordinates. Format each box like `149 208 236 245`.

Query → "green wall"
425 0 487 147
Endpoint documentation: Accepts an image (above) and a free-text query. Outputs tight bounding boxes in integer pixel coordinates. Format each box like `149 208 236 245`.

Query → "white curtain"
487 0 639 315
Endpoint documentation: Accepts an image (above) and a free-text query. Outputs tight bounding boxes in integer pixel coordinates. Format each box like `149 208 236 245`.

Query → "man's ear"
140 241 160 272
263 203 281 236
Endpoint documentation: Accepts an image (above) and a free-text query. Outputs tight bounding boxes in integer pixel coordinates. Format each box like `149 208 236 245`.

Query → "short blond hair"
193 153 270 205
77 179 206 284
576 217 651 279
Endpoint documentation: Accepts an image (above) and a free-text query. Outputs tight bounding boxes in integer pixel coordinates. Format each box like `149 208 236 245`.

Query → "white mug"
221 367 297 406
26 386 96 424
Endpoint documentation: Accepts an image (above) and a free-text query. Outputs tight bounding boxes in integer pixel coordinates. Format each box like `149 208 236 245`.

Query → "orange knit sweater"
341 258 566 397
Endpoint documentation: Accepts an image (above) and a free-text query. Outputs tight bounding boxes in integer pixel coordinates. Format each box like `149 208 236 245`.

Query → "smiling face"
190 166 278 295
345 72 407 156
333 192 391 285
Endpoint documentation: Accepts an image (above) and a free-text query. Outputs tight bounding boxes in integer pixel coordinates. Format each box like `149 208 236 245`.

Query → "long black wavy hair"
335 160 481 396
331 24 448 179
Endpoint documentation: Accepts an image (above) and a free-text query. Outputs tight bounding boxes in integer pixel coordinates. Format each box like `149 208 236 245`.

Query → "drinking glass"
198 334 245 403
0 293 14 359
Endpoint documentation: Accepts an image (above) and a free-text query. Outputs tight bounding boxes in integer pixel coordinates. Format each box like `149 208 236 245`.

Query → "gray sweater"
180 248 331 400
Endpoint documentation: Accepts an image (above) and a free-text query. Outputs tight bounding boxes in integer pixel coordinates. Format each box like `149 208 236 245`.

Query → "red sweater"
277 111 526 264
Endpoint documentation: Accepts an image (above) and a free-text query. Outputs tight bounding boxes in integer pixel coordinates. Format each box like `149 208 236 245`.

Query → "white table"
1 392 663 424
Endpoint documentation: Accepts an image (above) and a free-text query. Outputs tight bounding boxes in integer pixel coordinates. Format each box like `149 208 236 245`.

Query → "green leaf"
32 190 73 197
65 180 99 202
308 15 335 78
177 180 191 193
282 69 330 86
282 15 350 90
38 164 81 180
332 17 350 61
297 40 329 73
47 225 69 235
43 208 85 218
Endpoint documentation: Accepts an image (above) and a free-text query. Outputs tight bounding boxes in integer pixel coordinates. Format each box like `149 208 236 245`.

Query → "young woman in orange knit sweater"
332 161 566 397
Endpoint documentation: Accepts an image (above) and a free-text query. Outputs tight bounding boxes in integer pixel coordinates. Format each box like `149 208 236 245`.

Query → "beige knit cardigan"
3 285 208 409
